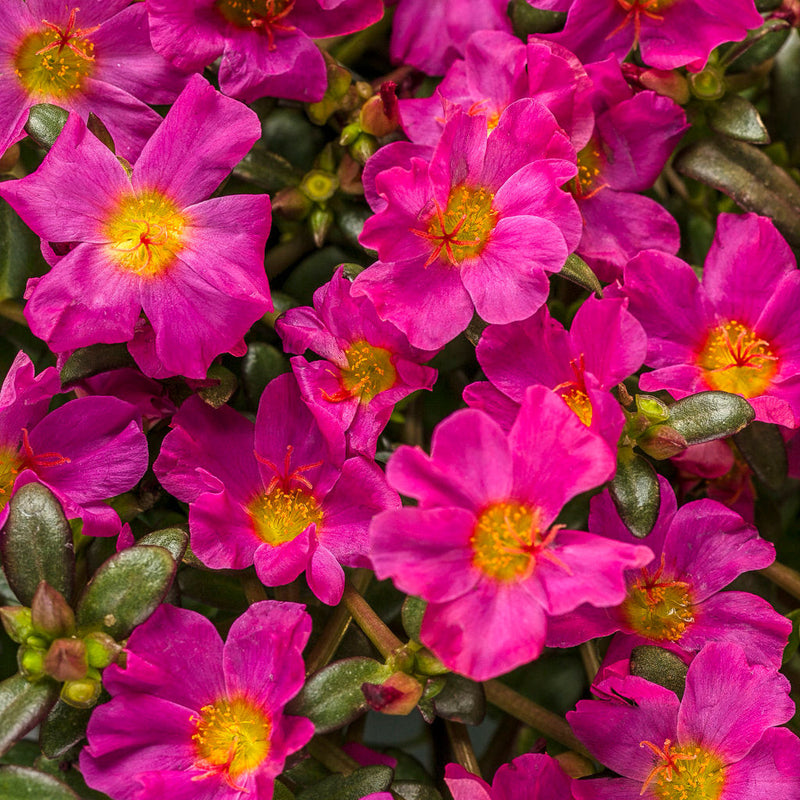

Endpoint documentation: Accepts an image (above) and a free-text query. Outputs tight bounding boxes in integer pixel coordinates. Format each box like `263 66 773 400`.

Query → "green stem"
445 720 481 777
306 736 359 775
762 561 800 602
240 571 267 605
342 580 403 659
0 300 27 327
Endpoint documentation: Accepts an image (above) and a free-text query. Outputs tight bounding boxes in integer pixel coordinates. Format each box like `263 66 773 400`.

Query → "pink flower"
0 351 148 537
547 479 789 670
446 753 575 799
276 266 438 456
370 385 650 680
154 373 399 605
81 601 314 800
568 643 800 799
0 75 272 379
146 0 383 103
355 100 581 349
0 0 190 161
619 213 800 427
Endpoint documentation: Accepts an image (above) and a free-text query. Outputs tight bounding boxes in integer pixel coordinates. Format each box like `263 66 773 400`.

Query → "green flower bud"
84 631 121 669
61 677 102 709
18 645 47 679
0 606 33 644
690 67 726 101
300 169 339 203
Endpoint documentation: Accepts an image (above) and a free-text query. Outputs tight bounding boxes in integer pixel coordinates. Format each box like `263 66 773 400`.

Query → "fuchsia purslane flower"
620 212 800 428
0 351 148 538
276 266 438 456
370 385 652 680
0 0 190 161
155 373 399 605
80 601 314 800
355 100 581 349
0 74 272 379
547 479 790 670
568 643 800 799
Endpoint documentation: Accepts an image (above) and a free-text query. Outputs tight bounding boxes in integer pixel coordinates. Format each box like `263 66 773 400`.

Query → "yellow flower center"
340 340 397 404
13 9 97 98
214 0 296 48
192 696 271 784
697 320 778 398
0 446 23 513
621 557 694 642
105 190 186 278
573 139 607 199
247 487 323 545
471 501 566 582
558 385 593 426
640 739 725 800
414 184 498 267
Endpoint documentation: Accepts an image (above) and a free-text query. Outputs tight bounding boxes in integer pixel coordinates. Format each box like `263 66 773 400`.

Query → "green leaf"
783 609 800 665
24 105 68 151
0 188 48 303
241 342 290 408
288 657 392 733
733 420 787 490
392 781 443 800
667 391 754 446
0 674 59 758
135 528 188 563
675 137 800 248
609 449 661 538
630 646 688 699
234 142 304 193
198 363 238 409
431 672 486 725
177 568 248 612
509 0 566 35
707 95 769 144
273 781 296 800
0 484 74 606
0 765 79 800
59 343 134 385
295 765 394 800
75 546 176 640
401 596 426 642
39 700 92 759
558 254 603 297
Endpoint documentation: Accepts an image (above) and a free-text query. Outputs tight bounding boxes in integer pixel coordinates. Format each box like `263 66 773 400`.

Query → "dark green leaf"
401 596 426 642
675 137 800 248
509 0 566 35
177 568 248 612
0 189 48 303
24 105 68 151
610 449 661 538
783 609 800 665
59 343 135 385
75 546 176 640
198 363 238 409
667 391 754 446
0 674 58 757
708 95 769 144
273 781 296 800
39 700 91 759
431 673 486 726
392 781 443 800
558 254 603 297
0 484 74 606
288 657 391 733
136 528 188 563
86 113 115 153
234 142 303 193
241 342 290 408
630 646 688 699
733 420 787 490
296 765 394 800
772 32 800 161
0 765 79 800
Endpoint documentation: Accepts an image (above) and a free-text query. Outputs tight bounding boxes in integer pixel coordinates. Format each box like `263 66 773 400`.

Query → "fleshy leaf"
24 105 69 152
0 765 79 799
0 674 59 758
136 528 189 563
733 420 787 490
708 95 769 144
39 700 92 759
666 391 754 446
430 673 486 726
401 596 427 642
630 646 688 699
59 344 135 385
295 766 394 800
559 254 603 296
609 448 661 538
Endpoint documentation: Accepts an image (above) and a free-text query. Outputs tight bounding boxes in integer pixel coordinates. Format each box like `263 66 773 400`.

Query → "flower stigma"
553 356 593 426
215 0 296 49
192 695 271 788
323 340 397 404
639 739 725 799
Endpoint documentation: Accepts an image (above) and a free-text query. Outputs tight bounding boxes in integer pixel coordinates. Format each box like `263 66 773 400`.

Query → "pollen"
573 140 607 200
622 556 694 642
413 184 498 267
105 190 186 278
248 487 323 545
215 0 296 49
0 446 23 512
471 501 567 582
192 696 271 785
697 320 778 398
639 739 725 800
558 385 593 426
339 340 397 404
13 9 98 98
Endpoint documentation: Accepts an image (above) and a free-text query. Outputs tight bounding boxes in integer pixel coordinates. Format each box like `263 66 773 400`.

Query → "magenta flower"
531 0 762 70
154 373 399 605
0 0 190 162
0 75 272 379
464 296 646 449
0 351 148 537
276 267 438 456
354 100 581 349
146 0 383 103
569 58 687 282
398 31 594 149
547 479 789 670
390 0 511 75
81 601 314 800
619 213 800 427
568 643 800 800
446 754 575 800
370 385 651 680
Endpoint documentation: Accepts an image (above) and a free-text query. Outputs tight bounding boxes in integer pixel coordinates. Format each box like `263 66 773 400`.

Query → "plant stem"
484 680 590 758
762 561 800 602
307 736 359 775
580 642 601 682
342 579 403 659
445 720 481 777
241 571 267 605
0 300 27 327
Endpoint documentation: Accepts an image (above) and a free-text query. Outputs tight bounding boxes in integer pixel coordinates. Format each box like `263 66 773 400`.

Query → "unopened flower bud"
637 423 688 460
349 133 378 165
339 122 362 147
639 69 691 105
636 395 670 424
272 187 313 221
44 638 88 682
359 82 401 137
309 206 334 248
31 582 75 639
61 677 102 709
18 645 46 679
300 169 339 203
84 632 122 669
689 67 726 101
362 672 423 716
0 606 33 644
414 647 449 677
